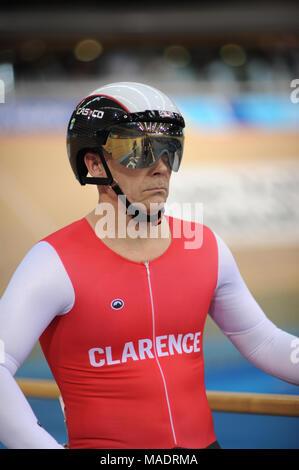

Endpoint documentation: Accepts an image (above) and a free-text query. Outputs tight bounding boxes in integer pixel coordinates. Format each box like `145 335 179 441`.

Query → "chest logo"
111 299 124 310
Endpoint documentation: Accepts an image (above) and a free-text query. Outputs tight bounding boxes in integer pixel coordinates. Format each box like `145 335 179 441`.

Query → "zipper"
144 261 177 446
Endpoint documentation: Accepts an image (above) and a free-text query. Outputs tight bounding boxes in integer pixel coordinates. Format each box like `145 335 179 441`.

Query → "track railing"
16 378 299 417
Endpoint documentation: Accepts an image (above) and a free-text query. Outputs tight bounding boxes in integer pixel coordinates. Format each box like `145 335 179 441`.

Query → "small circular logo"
111 299 124 310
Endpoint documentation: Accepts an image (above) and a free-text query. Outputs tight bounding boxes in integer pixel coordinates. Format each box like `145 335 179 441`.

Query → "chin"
146 198 166 212
148 193 166 202
131 193 167 213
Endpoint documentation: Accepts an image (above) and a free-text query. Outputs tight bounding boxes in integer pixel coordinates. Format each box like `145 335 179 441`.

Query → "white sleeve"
0 241 75 448
209 232 299 386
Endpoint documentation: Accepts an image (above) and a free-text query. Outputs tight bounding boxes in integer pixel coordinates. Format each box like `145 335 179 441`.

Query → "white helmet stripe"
91 82 181 115
111 84 152 111
108 93 138 113
140 83 167 110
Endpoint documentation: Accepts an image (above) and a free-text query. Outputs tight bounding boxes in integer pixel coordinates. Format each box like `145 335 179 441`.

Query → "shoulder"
41 218 87 245
168 215 239 285
167 215 217 244
0 240 75 374
3 240 75 315
13 240 66 274
208 231 244 291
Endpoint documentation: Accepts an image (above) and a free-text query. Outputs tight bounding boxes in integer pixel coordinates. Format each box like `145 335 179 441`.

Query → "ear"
84 152 106 177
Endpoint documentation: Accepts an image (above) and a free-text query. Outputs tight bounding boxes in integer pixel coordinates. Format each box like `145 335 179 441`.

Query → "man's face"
105 151 172 212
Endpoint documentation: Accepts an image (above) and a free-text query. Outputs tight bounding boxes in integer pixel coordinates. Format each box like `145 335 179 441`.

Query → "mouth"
144 187 167 192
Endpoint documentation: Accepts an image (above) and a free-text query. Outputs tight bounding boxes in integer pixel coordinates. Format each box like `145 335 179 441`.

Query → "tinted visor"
102 122 184 172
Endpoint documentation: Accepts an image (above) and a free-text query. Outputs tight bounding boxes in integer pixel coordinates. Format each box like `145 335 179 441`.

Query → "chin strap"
81 151 164 226
110 181 164 226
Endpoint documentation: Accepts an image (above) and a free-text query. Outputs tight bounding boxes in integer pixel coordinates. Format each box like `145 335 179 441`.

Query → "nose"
151 153 171 174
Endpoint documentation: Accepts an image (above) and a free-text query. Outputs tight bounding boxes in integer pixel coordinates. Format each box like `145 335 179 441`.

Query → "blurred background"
0 0 298 449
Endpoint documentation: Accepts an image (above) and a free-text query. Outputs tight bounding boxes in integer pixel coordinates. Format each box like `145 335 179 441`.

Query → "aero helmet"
66 82 185 222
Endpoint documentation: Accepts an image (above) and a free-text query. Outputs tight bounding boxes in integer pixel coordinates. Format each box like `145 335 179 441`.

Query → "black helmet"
67 81 185 186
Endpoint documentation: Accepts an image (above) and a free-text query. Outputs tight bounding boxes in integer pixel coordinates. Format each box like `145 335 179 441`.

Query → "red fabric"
39 216 218 449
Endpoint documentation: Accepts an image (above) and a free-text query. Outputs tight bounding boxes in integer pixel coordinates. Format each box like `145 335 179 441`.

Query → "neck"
85 198 172 263
86 200 169 242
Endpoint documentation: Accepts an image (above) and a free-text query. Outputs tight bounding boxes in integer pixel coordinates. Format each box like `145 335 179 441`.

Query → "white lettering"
117 195 128 239
156 335 169 357
92 199 205 250
144 454 198 464
138 338 154 360
76 107 104 118
76 107 87 116
88 331 202 367
0 80 4 104
95 203 116 238
122 342 139 363
100 454 134 467
106 346 121 365
168 334 182 355
194 331 201 352
290 79 299 104
164 202 182 238
145 455 155 464
182 333 194 353
182 203 203 250
126 203 148 239
88 347 105 367
290 338 299 364
163 455 172 464
92 109 104 118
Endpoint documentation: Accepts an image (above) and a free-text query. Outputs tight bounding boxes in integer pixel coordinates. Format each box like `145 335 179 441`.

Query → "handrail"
206 390 299 417
16 377 299 417
17 378 59 399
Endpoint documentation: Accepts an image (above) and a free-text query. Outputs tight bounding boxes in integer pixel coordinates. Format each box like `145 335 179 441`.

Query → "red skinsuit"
39 216 218 449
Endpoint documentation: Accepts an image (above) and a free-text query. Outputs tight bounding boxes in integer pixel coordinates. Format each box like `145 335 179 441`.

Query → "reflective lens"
102 122 184 172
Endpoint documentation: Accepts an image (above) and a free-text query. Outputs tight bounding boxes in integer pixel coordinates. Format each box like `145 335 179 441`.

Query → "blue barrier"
1 94 298 133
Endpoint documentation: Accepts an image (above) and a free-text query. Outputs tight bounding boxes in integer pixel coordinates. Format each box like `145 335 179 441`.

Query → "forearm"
222 317 299 385
0 365 63 449
0 241 75 449
210 232 299 386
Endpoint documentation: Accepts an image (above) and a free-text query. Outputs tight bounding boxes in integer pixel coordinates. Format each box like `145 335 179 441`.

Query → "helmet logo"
76 107 104 119
159 110 177 118
111 299 124 310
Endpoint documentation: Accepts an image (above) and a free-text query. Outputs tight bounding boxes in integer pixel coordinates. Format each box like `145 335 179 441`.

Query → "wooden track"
1 130 299 296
